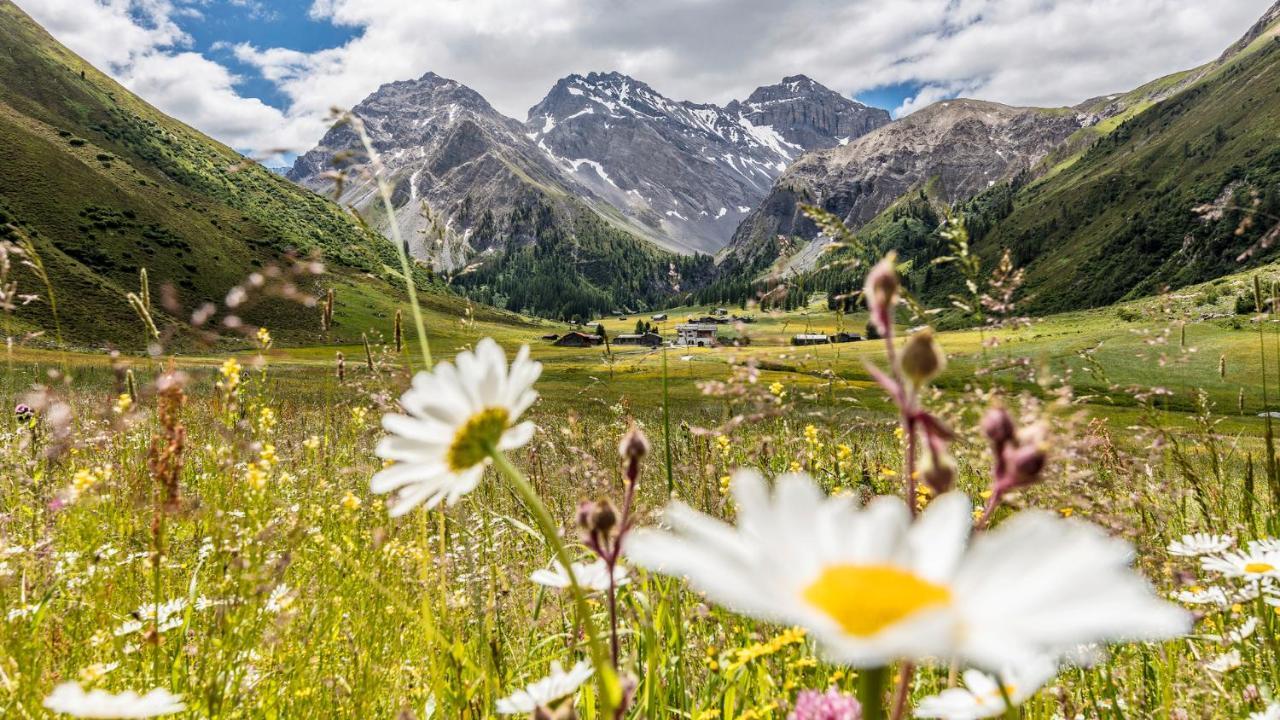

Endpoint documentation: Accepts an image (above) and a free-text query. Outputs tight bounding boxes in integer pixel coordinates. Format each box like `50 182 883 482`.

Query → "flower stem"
350 115 432 370
858 666 889 720
889 662 914 720
487 447 621 714
662 345 674 495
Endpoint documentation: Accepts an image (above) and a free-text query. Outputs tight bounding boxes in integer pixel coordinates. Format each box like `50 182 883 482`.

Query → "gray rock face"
289 72 585 270
721 99 1084 272
725 75 890 151
526 72 889 254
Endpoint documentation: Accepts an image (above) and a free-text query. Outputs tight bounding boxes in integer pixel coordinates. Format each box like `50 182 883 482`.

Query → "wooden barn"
553 332 603 347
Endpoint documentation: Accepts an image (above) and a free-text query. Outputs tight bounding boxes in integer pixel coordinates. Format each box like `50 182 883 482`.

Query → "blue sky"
182 1 357 110
855 83 928 114
20 0 1277 162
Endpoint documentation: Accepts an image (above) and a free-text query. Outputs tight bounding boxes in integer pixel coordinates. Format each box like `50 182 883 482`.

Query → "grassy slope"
972 30 1280 315
0 1 533 349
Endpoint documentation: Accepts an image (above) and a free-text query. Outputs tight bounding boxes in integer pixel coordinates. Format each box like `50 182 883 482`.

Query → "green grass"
3 279 1279 717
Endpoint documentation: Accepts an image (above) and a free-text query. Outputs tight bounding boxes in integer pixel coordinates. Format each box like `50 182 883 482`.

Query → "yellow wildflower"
342 492 361 511
245 464 268 491
256 326 272 349
258 443 278 467
219 357 242 391
257 407 276 433
113 394 132 415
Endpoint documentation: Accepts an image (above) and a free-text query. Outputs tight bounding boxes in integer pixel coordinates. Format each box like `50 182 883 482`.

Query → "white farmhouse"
674 323 719 348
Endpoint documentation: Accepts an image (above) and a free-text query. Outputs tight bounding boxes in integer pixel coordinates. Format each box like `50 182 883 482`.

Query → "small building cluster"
789 332 864 346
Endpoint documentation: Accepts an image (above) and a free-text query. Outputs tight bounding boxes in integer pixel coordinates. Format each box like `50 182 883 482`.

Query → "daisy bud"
899 329 946 386
618 423 651 461
921 451 957 495
980 407 1016 447
577 499 618 544
620 424 650 487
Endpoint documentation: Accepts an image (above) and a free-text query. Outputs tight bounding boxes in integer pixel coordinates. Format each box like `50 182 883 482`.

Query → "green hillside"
967 26 1280 314
0 1 514 349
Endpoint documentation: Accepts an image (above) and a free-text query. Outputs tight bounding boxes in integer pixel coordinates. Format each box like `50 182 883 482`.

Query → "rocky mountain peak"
720 98 1082 271
727 75 891 151
524 72 890 253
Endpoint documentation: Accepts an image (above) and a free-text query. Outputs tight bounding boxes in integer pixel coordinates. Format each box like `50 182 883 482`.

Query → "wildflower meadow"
4 235 1280 720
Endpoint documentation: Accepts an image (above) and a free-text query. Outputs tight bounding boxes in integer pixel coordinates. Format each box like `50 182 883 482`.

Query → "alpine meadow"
7 1 1280 719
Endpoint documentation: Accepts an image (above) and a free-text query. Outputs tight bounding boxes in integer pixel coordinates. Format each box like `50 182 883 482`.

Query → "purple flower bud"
863 254 899 337
1008 442 1048 488
789 688 862 720
577 499 618 543
980 407 1016 447
618 423 651 461
921 452 957 494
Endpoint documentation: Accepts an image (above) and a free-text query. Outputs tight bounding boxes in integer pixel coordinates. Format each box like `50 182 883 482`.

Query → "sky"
17 0 1277 164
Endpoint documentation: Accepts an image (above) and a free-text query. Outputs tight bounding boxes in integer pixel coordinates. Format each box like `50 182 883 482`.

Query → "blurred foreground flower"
531 559 629 592
914 656 1057 718
373 338 540 516
627 470 1189 670
496 660 594 715
43 682 184 718
789 687 862 719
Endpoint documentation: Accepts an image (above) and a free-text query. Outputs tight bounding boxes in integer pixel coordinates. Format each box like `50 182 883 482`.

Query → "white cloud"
120 52 305 160
17 0 1280 157
19 0 300 160
19 0 187 70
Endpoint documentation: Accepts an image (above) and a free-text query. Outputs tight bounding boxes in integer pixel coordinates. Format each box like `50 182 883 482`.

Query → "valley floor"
3 263 1280 719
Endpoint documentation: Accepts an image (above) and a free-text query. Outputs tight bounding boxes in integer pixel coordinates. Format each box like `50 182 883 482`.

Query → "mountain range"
3 0 1280 343
289 0 1280 321
289 70 888 262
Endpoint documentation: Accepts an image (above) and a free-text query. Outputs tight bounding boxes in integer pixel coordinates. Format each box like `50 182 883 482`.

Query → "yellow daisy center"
447 407 510 471
803 564 952 637
1245 562 1275 574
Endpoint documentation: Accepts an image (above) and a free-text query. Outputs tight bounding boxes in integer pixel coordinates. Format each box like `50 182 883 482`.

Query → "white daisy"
1167 533 1233 557
626 470 1189 670
495 660 594 715
915 656 1059 719
43 682 184 718
373 338 541 516
1249 537 1280 554
1250 702 1280 720
1173 586 1229 607
1206 648 1242 673
114 599 187 637
1226 617 1259 643
531 559 629 592
1201 549 1280 581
